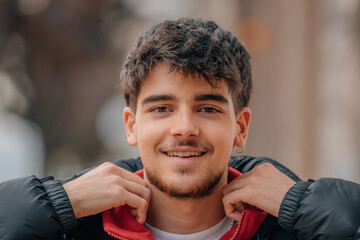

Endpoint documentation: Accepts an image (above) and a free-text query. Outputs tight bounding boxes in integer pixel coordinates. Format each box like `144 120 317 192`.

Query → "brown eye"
151 106 171 113
200 107 218 113
157 107 167 112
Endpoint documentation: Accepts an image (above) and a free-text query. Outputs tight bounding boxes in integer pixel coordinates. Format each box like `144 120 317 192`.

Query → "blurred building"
0 69 45 182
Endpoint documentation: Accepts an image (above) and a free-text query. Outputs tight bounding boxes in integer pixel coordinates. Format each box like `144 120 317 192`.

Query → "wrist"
42 178 78 232
278 180 311 231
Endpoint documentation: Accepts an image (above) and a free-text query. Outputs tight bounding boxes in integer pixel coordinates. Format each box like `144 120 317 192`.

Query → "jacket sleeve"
230 155 360 239
0 176 77 240
278 178 360 239
0 158 144 240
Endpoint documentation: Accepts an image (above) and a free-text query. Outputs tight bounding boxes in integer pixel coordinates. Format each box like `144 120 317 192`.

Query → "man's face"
124 64 250 199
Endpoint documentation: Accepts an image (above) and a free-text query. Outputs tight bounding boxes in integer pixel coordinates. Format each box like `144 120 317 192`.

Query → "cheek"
203 122 236 155
206 118 236 140
135 118 167 153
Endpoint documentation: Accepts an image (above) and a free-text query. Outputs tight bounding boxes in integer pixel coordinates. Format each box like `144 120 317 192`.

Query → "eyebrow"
194 94 229 104
141 94 177 106
141 93 229 106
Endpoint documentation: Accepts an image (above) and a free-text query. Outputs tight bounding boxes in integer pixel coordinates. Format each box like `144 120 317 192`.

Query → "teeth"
166 152 202 157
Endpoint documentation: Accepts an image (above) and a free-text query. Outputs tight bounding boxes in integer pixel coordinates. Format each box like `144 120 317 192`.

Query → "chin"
146 168 224 199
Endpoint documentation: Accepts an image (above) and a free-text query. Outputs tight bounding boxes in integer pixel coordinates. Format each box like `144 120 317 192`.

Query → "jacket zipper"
228 212 244 240
106 229 129 240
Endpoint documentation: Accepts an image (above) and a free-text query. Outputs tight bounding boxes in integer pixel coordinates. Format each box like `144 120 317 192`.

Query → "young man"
64 18 297 240
62 18 351 239
1 18 359 240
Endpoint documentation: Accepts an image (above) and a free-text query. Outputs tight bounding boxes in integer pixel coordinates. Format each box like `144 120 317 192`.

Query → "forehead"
137 64 231 101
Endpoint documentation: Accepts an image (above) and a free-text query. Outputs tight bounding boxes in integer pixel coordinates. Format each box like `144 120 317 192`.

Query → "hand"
63 162 151 223
222 163 296 220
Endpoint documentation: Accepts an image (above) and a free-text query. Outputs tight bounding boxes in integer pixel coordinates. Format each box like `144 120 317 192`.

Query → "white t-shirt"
144 217 235 240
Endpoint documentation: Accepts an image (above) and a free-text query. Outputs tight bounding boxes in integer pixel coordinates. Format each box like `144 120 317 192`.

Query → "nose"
170 108 200 138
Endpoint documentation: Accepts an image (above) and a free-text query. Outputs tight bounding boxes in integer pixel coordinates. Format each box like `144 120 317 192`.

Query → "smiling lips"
164 151 205 157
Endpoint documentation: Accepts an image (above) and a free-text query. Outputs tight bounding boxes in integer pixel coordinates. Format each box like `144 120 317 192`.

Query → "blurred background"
0 0 359 182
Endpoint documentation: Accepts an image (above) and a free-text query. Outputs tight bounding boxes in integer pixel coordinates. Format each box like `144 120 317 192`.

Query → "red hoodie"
103 167 267 240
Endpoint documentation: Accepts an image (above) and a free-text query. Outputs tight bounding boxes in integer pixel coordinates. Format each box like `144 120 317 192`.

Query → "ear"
123 107 138 146
234 107 251 147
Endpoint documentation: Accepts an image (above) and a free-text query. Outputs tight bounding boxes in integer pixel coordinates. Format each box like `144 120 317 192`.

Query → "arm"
279 178 360 239
225 156 360 239
0 176 76 240
0 158 147 240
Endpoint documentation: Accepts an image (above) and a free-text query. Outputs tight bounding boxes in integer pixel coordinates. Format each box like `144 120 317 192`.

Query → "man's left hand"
222 163 296 220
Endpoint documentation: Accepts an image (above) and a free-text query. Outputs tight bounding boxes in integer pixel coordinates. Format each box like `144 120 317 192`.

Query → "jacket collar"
103 167 267 240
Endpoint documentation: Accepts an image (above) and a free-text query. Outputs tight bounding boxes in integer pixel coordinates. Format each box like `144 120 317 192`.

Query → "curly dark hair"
120 18 252 113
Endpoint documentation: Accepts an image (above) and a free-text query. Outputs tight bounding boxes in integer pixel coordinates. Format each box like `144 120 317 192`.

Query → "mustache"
158 139 214 152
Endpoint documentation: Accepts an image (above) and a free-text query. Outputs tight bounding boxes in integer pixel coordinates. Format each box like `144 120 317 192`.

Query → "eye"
151 106 172 113
199 106 220 113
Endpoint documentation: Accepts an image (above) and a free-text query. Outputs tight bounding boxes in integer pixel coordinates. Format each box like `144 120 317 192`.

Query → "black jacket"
0 156 359 240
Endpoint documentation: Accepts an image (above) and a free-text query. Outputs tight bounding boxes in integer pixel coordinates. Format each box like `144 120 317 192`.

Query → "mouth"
163 151 206 158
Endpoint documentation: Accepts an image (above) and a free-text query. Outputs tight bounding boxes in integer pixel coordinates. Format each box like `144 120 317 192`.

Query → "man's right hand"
63 162 151 223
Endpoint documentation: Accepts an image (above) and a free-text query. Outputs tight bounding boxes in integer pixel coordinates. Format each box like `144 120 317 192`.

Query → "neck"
146 173 228 234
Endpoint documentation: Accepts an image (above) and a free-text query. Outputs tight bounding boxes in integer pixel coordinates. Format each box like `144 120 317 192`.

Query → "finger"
223 190 246 216
233 201 245 213
115 166 149 187
135 204 148 224
121 190 150 224
129 207 148 224
123 181 151 224
122 179 151 201
227 209 243 222
132 198 149 224
99 162 148 188
223 194 245 221
130 208 137 217
223 176 250 195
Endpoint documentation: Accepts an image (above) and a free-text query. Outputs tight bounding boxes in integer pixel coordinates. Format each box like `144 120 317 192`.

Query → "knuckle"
139 198 148 207
252 163 273 174
243 185 255 197
102 162 112 168
248 175 258 183
222 194 234 204
143 188 151 199
102 162 115 172
110 175 123 185
261 163 273 170
114 186 125 196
